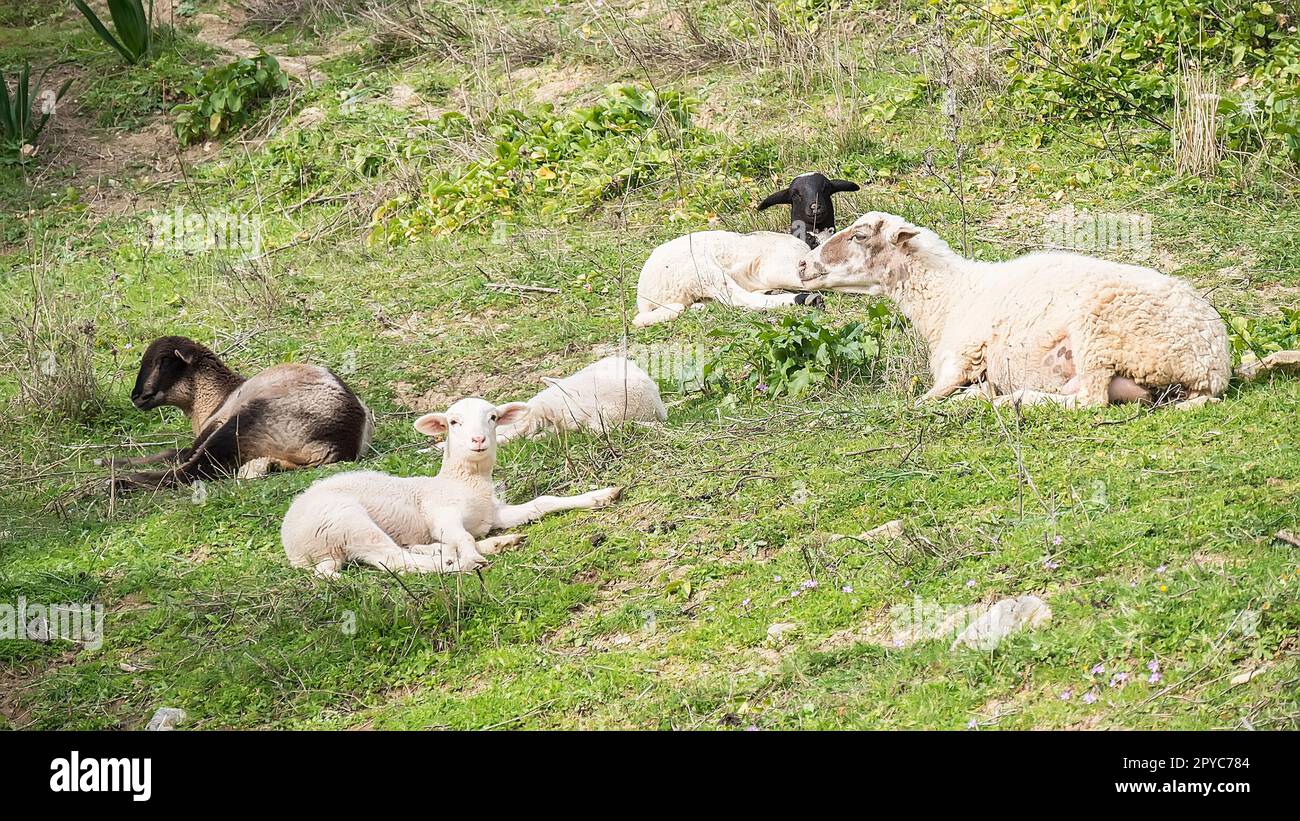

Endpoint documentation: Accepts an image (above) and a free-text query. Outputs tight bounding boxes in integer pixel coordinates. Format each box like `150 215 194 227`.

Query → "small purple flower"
773 575 782 582
1091 663 1105 676
1082 689 1099 704
1156 564 1167 575
841 584 853 594
1147 672 1162 685
1109 671 1129 688
745 725 760 731
741 598 751 608
1146 659 1160 673
756 383 768 393
966 718 978 730
965 579 976 588
1043 558 1061 570
1052 535 1063 546
902 580 911 588
893 637 905 648
1059 688 1073 701
800 579 818 590
790 589 801 598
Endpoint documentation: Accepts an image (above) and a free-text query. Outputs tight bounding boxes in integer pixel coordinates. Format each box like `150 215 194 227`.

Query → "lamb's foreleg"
493 486 622 529
633 303 688 327
918 350 982 405
722 279 823 311
96 448 181 469
426 509 488 568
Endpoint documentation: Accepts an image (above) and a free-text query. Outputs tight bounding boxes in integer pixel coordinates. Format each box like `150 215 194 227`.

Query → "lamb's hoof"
590 486 622 507
484 533 526 551
446 553 489 573
1174 395 1220 411
795 292 825 308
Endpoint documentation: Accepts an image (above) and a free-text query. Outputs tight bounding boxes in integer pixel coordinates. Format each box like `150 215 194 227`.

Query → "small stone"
146 707 187 731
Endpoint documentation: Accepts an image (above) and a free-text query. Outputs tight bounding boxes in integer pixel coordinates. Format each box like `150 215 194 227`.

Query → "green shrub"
1224 307 1300 363
368 83 778 242
968 0 1300 164
704 306 892 399
171 53 289 146
1 63 73 164
72 0 155 65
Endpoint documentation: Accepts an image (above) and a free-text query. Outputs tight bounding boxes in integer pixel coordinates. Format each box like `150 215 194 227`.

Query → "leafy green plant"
704 306 892 399
967 0 1300 164
1223 307 1300 363
72 0 155 65
369 83 776 242
1 63 73 163
171 53 289 146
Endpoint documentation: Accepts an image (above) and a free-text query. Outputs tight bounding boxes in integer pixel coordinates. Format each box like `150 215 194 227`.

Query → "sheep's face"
130 336 203 410
797 212 920 295
758 173 860 248
415 398 529 467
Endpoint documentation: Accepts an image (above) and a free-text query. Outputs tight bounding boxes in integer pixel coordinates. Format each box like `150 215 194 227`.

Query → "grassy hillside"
1 0 1298 729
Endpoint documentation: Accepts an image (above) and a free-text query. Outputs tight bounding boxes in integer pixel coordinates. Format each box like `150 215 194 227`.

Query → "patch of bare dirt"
0 650 79 729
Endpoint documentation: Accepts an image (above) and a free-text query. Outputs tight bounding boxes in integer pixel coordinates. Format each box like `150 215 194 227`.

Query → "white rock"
146 707 187 731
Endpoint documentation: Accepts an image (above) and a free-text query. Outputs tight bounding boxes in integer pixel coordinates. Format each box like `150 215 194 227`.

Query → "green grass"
1 0 1298 730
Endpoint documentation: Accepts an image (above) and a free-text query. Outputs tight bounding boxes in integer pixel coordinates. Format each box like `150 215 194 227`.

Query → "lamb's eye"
450 419 459 426
853 233 867 242
489 414 497 421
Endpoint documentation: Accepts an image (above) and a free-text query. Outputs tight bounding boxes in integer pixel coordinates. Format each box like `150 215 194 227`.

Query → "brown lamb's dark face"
130 336 206 410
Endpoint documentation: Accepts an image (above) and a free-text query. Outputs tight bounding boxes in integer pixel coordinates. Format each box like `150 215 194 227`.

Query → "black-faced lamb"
101 336 373 489
280 397 622 577
634 230 823 328
758 173 860 249
798 212 1231 408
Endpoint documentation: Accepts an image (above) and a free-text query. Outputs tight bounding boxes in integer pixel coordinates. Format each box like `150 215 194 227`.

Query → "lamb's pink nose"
798 259 807 274
471 435 487 447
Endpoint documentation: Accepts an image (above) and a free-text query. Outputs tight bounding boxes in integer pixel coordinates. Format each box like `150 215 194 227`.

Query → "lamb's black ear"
828 179 860 194
757 188 792 210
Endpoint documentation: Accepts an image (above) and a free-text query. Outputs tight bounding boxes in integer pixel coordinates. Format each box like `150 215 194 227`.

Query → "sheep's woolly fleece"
634 230 816 327
802 212 1232 406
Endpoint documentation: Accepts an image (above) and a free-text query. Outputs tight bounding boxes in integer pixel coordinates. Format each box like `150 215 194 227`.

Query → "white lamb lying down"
281 397 621 577
798 211 1231 408
495 356 668 445
634 231 823 327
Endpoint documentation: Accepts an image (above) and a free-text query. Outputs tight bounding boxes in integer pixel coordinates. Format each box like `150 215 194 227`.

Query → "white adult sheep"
281 397 621 577
633 231 823 327
797 211 1230 408
494 356 667 444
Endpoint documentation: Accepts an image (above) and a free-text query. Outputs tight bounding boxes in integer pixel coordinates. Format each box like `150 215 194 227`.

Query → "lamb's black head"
758 173 860 248
130 336 212 410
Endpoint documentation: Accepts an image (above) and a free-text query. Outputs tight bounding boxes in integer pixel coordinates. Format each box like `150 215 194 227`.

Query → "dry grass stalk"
1173 59 1222 176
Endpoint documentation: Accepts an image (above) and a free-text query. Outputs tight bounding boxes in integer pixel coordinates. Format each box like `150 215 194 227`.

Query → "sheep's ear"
891 226 920 246
496 402 530 427
413 412 449 437
173 348 195 365
829 179 860 194
757 188 792 210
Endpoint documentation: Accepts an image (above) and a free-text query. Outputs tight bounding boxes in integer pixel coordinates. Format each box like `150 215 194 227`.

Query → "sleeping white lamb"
797 212 1231 408
634 231 823 327
495 355 667 444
